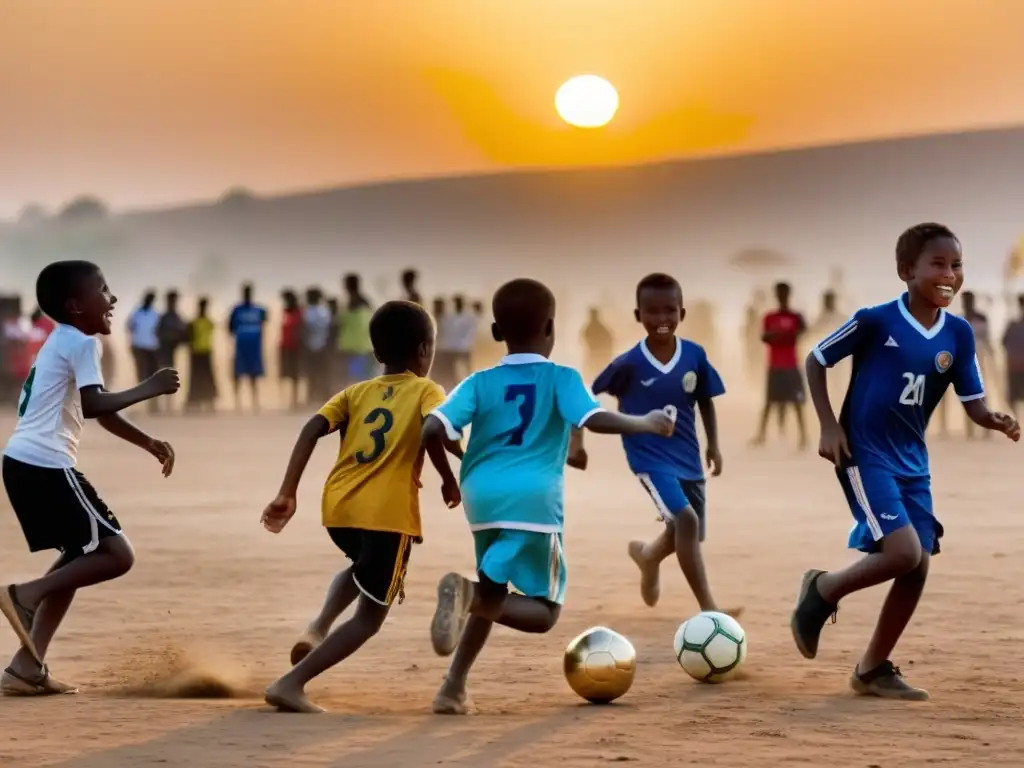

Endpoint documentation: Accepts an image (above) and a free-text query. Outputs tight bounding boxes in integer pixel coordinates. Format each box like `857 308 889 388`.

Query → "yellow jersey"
190 317 215 354
318 373 446 537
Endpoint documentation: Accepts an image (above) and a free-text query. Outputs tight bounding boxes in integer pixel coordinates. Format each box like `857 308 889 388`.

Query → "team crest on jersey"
934 351 953 373
682 371 697 393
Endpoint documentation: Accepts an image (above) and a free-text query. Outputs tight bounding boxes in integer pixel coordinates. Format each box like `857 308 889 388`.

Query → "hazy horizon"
4 1 1024 217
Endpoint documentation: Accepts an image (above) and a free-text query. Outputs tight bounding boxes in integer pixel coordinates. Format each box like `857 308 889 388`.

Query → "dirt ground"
1 404 1022 767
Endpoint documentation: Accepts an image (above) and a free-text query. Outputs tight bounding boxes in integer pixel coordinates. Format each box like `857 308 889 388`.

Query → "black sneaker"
850 661 929 701
790 569 837 659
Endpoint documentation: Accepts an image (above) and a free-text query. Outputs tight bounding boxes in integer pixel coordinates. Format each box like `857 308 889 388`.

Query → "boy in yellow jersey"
260 301 461 714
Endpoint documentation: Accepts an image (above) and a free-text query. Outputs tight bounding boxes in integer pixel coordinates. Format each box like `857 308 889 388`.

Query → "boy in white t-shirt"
0 261 180 696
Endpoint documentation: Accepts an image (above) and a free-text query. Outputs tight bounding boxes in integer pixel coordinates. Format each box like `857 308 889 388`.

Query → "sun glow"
555 75 619 128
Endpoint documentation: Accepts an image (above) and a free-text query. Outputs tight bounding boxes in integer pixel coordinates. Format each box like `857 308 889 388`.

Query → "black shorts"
1008 371 1024 404
766 368 805 404
2 455 122 556
327 527 413 606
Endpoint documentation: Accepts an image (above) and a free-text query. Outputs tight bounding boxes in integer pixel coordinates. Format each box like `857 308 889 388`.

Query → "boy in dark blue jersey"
792 223 1020 700
575 273 739 614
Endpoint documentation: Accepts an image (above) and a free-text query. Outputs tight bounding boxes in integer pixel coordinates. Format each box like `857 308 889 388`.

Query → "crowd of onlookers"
2 271 1023 423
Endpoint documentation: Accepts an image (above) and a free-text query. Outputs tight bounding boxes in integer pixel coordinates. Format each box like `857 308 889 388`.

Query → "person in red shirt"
278 289 303 409
753 282 808 448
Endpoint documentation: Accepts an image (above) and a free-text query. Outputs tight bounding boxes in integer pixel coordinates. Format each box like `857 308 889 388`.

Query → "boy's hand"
441 478 461 509
147 439 175 477
566 446 588 471
705 445 723 477
145 368 180 397
990 412 1021 441
643 406 676 437
818 422 851 467
261 494 297 533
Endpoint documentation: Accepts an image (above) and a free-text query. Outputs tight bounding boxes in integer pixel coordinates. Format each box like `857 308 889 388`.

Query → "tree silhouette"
58 195 108 222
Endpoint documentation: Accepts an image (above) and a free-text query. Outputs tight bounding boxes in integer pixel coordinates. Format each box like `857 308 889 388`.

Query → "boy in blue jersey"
792 223 1020 700
578 273 739 615
421 278 674 715
228 282 267 412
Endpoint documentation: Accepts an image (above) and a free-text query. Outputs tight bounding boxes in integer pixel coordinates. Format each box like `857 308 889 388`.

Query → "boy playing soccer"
260 300 460 714
1 261 178 696
421 278 674 715
791 224 1020 700
578 273 738 614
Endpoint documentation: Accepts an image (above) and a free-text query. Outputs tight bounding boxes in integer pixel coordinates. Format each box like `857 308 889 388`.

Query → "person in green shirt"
338 273 375 386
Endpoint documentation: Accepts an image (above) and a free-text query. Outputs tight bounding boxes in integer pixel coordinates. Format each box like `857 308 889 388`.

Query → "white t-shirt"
127 306 160 350
439 312 479 353
303 305 332 352
4 325 105 469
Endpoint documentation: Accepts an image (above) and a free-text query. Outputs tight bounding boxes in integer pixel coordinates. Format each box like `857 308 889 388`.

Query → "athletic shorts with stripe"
2 455 123 557
836 463 942 555
327 527 413 606
473 528 567 605
636 473 708 541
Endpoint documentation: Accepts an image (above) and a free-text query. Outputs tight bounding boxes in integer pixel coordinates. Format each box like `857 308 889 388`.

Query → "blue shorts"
636 473 707 540
234 347 264 379
837 465 942 555
473 528 567 605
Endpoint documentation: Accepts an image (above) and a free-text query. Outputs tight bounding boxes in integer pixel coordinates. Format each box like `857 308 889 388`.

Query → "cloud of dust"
104 643 257 699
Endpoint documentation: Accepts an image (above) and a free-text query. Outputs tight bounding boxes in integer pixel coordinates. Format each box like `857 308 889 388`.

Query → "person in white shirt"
302 287 333 402
442 295 479 385
0 261 179 697
127 291 161 413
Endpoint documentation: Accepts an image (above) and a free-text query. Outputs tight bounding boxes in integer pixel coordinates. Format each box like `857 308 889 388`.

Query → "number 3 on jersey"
17 367 36 417
355 407 394 463
899 372 925 406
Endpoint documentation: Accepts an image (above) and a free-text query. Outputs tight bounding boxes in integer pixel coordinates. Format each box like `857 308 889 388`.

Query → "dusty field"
1 405 1022 767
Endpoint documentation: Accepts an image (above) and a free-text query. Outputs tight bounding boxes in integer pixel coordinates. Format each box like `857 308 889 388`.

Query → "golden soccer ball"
563 626 637 704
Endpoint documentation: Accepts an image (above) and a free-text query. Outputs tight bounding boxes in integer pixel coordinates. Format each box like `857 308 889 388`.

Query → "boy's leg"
12 535 134 613
266 529 410 713
793 403 808 448
291 567 360 665
791 466 923 660
266 594 389 713
849 554 930 700
631 474 684 607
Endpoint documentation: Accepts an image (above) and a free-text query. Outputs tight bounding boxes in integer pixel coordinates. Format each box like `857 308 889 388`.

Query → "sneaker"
430 573 472 657
790 569 837 659
850 661 929 701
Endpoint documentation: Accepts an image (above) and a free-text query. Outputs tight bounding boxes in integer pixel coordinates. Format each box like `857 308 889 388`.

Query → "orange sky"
2 0 1023 217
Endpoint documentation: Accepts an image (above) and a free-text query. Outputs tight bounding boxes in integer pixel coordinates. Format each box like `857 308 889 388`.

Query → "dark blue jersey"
812 294 984 478
593 338 725 480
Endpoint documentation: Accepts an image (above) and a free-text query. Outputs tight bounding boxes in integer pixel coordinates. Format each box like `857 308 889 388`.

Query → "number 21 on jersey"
899 372 925 406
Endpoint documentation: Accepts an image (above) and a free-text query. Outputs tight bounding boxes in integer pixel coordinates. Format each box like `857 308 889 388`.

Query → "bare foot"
290 629 324 665
627 541 660 607
265 680 326 714
432 678 471 715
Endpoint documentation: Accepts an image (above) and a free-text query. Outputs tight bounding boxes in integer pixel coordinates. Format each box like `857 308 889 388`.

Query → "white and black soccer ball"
673 611 747 683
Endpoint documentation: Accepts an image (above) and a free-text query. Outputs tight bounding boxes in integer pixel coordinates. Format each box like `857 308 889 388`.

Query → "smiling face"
899 236 963 309
70 268 117 335
635 285 684 339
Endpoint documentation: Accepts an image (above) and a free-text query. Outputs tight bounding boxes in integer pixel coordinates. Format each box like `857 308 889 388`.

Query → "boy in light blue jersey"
792 223 1019 700
578 273 739 616
422 278 674 715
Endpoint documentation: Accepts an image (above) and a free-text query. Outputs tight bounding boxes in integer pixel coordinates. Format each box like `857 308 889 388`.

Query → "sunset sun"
555 75 619 129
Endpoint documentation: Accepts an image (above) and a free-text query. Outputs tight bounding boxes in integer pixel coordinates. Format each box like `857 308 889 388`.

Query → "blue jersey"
432 353 603 533
812 294 984 478
593 338 725 480
229 304 266 344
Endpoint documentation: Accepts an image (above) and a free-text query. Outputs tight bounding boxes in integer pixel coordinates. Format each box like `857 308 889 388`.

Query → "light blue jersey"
432 353 603 533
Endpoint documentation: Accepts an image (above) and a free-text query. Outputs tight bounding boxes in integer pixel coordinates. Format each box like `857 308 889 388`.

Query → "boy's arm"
79 374 178 419
277 415 331 499
566 427 587 470
96 413 175 476
73 337 178 418
696 397 722 475
583 410 672 435
421 416 461 507
262 415 331 532
953 329 1019 439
